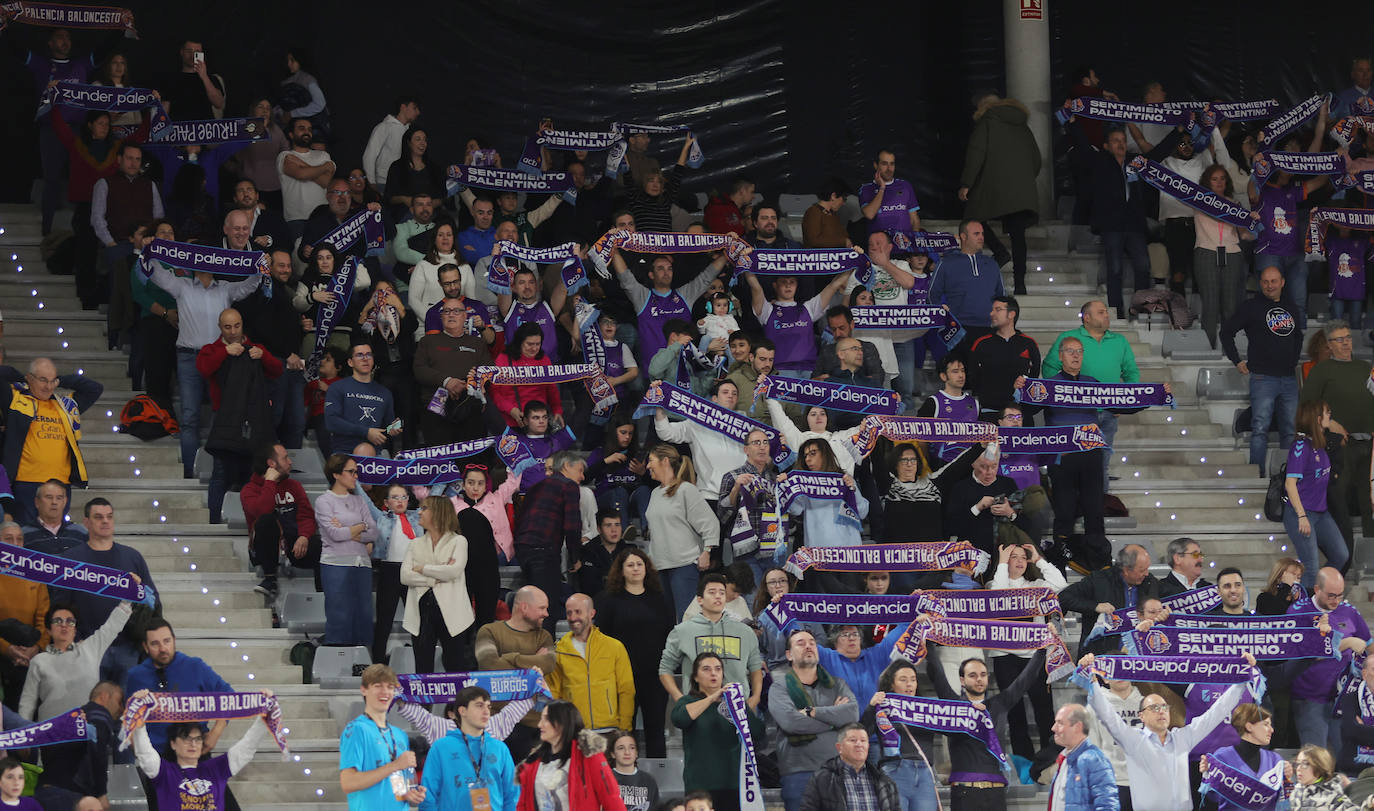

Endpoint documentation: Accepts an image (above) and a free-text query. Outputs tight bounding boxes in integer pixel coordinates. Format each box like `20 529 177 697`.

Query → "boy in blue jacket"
420 685 518 811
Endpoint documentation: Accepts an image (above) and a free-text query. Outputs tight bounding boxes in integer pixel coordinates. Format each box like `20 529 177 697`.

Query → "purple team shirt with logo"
762 299 822 370
636 289 692 372
932 390 979 461
1325 236 1370 301
1000 455 1040 490
503 300 560 362
859 178 920 234
1288 596 1369 701
1285 436 1330 512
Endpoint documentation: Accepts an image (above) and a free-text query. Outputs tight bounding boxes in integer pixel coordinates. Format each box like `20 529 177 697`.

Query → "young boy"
419 686 518 811
683 791 715 811
0 758 40 811
726 330 753 373
306 346 347 457
512 400 576 492
339 665 426 811
608 729 660 811
916 353 979 461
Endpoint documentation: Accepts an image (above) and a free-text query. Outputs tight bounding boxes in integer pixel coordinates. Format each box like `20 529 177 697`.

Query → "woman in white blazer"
400 495 473 673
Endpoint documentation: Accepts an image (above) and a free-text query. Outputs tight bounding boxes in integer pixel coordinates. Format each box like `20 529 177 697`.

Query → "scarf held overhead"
1074 654 1264 690
590 228 748 271
913 588 1061 620
446 165 572 194
0 543 155 606
1258 94 1332 146
877 693 1007 766
1122 625 1338 660
755 374 902 416
0 1 135 34
998 424 1108 454
486 240 586 296
313 208 385 258
120 691 289 757
1086 584 1223 642
1016 377 1175 409
304 256 357 380
846 414 997 460
350 438 496 486
633 380 791 467
850 305 965 348
1309 207 1374 254
140 239 270 280
517 128 624 174
1126 157 1261 234
782 541 989 578
743 247 872 285
395 669 549 704
605 121 704 178
775 470 862 529
893 615 1074 679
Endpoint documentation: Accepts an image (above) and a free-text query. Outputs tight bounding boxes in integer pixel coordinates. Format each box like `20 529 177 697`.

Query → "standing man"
802 178 852 249
1219 266 1303 477
0 522 44 710
968 296 1040 420
612 249 724 375
0 359 103 524
800 723 901 811
417 685 518 811
726 339 776 426
769 628 860 811
660 575 764 708
339 664 426 811
1044 301 1141 485
24 28 99 234
161 39 225 120
748 203 801 250
743 268 852 380
1300 320 1374 546
324 341 399 453
361 95 421 196
918 355 980 462
496 265 569 363
124 620 234 754
548 593 635 732
240 249 308 449
1059 544 1157 656
859 149 921 234
393 194 441 279
1155 538 1210 598
1287 567 1370 753
412 296 494 445
458 196 497 267
474 586 557 761
1049 704 1120 811
928 220 1006 345
717 427 779 588
91 144 162 300
276 118 336 239
1333 58 1373 121
512 452 586 634
21 479 87 554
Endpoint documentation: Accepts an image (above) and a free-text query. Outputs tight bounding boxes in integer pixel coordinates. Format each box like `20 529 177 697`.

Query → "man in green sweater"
1043 300 1140 487
474 585 556 761
1300 320 1374 540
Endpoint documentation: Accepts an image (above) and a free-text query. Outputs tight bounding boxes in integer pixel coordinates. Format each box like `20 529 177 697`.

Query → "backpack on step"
118 394 179 440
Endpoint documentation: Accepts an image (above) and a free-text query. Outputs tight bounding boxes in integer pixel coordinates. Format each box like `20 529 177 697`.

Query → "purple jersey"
908 272 933 306
1288 597 1370 701
1000 454 1040 491
761 299 822 370
932 391 979 461
151 753 233 811
586 447 641 497
517 427 576 491
1325 236 1370 301
1255 184 1305 257
1183 683 1252 757
858 178 921 234
1285 436 1330 513
503 299 560 362
636 289 692 375
28 53 93 125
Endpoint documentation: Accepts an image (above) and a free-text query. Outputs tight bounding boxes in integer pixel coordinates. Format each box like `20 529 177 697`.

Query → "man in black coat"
33 681 122 810
1058 543 1158 655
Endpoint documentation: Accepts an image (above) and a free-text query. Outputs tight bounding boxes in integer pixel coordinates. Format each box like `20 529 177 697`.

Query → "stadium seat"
389 643 417 675
107 763 147 808
638 758 684 796
282 592 327 635
1162 329 1220 360
1196 368 1249 402
312 645 373 688
779 193 817 217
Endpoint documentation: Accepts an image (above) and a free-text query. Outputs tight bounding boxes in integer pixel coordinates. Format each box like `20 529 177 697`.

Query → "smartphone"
385 418 402 433
193 51 204 64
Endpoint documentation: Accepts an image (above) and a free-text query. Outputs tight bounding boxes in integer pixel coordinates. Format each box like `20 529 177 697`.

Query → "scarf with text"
590 228 748 272
1355 681 1374 764
1015 377 1175 409
577 314 620 424
487 240 586 296
719 682 765 811
304 256 357 380
850 305 965 348
140 238 270 282
0 708 90 749
1126 157 1262 234
765 593 924 629
121 691 288 758
350 438 496 486
846 415 997 460
782 541 989 578
913 588 1061 620
675 339 726 389
313 208 385 258
775 471 862 530
395 669 549 704
1330 98 1374 146
39 80 156 121
633 380 791 467
446 165 573 195
742 247 872 286
1309 207 1374 254
362 288 400 344
1333 651 1366 721
605 122 704 177
1 1 134 34
893 615 1073 679
890 230 960 258
1199 751 1287 811
468 364 601 405
1160 611 1325 629
493 426 576 478
1122 624 1338 660
1072 654 1264 697
1258 94 1331 146
143 108 270 146
518 128 624 174
755 374 902 416
1056 97 1192 127
1085 584 1223 642
998 424 1108 454
876 694 1007 767
0 543 156 606
1251 150 1349 185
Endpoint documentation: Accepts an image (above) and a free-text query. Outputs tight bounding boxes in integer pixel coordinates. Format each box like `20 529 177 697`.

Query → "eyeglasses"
898 457 919 465
440 308 466 315
352 352 373 360
1184 551 1205 559
837 631 861 640
326 190 350 197
341 467 358 475
348 174 366 181
1329 335 1353 343
50 617 76 626
386 494 408 501
765 578 789 586
1295 759 1312 768
1141 703 1170 713
1060 349 1084 356
1001 414 1024 422
177 736 205 745
746 439 769 447
27 375 58 386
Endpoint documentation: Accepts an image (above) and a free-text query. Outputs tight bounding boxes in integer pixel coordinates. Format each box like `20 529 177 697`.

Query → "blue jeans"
1283 503 1347 589
881 758 939 811
1097 409 1119 486
1257 253 1309 329
780 771 812 811
321 563 374 646
775 368 810 380
175 348 205 478
893 336 918 406
1249 373 1298 475
269 367 307 448
1294 697 1342 755
1101 231 1151 316
660 564 700 621
1331 299 1365 330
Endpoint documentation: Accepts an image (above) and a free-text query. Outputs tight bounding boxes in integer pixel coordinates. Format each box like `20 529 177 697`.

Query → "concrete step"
2 319 104 338
1115 423 1223 440
1118 491 1265 509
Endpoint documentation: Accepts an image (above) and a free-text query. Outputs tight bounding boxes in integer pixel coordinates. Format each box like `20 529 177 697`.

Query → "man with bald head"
0 357 103 524
826 336 883 430
1060 544 1158 655
547 593 634 732
474 585 557 759
221 208 253 251
1287 566 1370 752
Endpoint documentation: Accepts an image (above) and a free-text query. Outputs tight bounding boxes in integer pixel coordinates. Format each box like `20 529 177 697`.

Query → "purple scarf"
846 414 997 460
1161 611 1325 629
606 122 704 176
1 2 135 34
1309 207 1374 254
851 305 965 348
1258 93 1332 146
893 615 1074 679
1016 377 1175 409
998 424 1108 454
1199 751 1286 811
1251 151 1349 184
1057 97 1192 126
1122 625 1338 660
765 593 923 628
1086 584 1222 642
351 438 496 486
676 339 726 390
446 165 572 194
775 471 862 529
469 363 601 390
877 694 1007 767
120 691 288 757
488 241 585 295
633 380 791 467
0 707 91 749
41 80 155 113
782 541 989 578
140 238 270 281
517 129 623 174
144 110 269 145
718 682 765 811
591 228 746 269
743 248 872 285
1126 157 1261 234
913 588 1062 620
0 543 156 606
314 208 385 258
1074 655 1263 693
304 256 357 381
889 230 960 258
395 669 548 704
754 374 902 416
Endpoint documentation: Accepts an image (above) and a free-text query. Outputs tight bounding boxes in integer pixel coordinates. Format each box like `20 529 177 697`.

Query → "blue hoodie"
419 727 517 811
928 252 1005 328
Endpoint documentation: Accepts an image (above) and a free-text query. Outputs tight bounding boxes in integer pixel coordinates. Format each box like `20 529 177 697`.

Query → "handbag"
1263 463 1288 523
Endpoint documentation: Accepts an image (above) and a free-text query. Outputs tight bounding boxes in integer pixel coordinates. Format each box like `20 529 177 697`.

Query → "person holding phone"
989 542 1067 760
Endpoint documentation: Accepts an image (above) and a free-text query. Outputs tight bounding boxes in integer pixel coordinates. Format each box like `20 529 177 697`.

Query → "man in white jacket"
361 96 421 194
654 379 747 510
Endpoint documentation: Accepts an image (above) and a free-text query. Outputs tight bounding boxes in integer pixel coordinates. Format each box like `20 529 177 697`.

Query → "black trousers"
950 784 1006 811
373 561 407 664
250 514 321 581
505 722 540 764
1163 217 1196 292
413 591 467 674
518 544 564 634
140 314 178 405
633 666 669 758
992 653 1054 760
1050 448 1105 540
979 209 1038 292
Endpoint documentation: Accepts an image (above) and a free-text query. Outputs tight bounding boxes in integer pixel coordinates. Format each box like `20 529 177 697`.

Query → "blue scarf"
395 669 549 704
1309 207 1374 254
351 438 496 486
606 122 703 177
850 305 965 348
998 424 1107 454
140 238 270 281
1251 150 1348 184
743 248 872 285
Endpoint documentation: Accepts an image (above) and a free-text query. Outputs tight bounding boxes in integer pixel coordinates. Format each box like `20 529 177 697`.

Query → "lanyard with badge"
460 730 491 811
378 719 417 800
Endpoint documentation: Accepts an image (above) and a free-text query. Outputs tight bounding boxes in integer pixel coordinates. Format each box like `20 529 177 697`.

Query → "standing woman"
957 93 1042 295
231 98 290 212
1193 164 1253 348
517 701 628 811
988 542 1066 761
386 127 446 212
1256 557 1305 616
93 53 141 127
359 483 421 665
786 438 868 548
407 223 462 322
671 652 766 811
1283 400 1348 589
400 496 473 674
625 137 695 233
279 49 330 140
314 454 379 647
862 660 939 811
1200 705 1287 811
643 444 719 620
294 243 372 354
595 549 675 759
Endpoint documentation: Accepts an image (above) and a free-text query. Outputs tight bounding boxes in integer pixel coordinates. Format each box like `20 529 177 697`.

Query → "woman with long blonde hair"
400 495 472 673
644 444 719 619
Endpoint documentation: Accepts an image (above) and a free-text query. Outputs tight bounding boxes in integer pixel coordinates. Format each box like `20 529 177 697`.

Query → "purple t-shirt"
28 53 93 125
1325 236 1370 301
503 299 560 362
151 754 233 811
636 289 692 373
858 178 920 234
1285 436 1330 513
1288 596 1370 700
908 272 933 306
1000 454 1040 491
1255 184 1305 257
1183 682 1252 757
932 390 979 461
760 297 826 370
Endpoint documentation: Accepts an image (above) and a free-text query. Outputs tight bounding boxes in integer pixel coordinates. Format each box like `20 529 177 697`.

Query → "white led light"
36 302 43 309
104 409 111 416
182 546 189 553
1199 457 1206 463
1216 470 1224 476
152 499 159 506
230 641 238 647
1180 429 1187 436
202 587 209 594
58 328 64 335
1166 416 1173 423
1064 300 1071 305
1133 471 1140 478
315 789 323 797
1238 498 1245 505
242 654 249 661
213 599 220 606
1155 501 1162 507
219 616 226 623
248 673 256 680
1121 456 1127 463
1170 514 1176 520
303 768 311 775
61 342 67 348
134 469 140 476
188 563 196 570
129 455 136 462
29 290 35 296
293 754 300 761
159 515 167 522
1254 513 1262 520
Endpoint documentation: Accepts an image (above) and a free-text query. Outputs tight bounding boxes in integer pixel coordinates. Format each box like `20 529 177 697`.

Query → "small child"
683 791 715 811
609 729 660 811
0 758 40 811
1326 226 1370 329
697 290 741 345
305 346 347 457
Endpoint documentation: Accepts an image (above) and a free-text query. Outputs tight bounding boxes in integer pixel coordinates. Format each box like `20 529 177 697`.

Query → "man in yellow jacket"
547 593 635 731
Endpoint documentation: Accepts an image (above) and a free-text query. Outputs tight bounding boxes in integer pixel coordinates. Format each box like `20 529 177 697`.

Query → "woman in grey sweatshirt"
643 443 720 621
